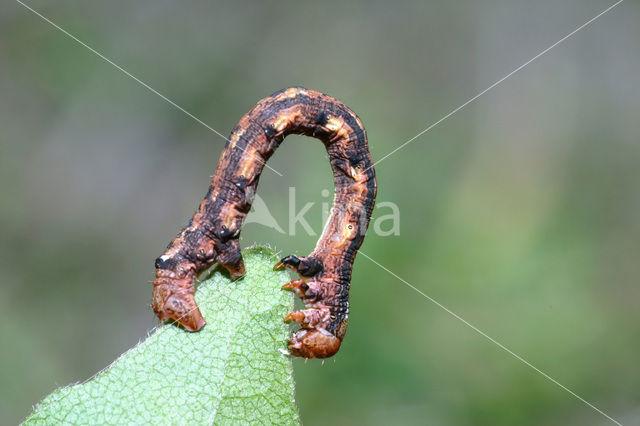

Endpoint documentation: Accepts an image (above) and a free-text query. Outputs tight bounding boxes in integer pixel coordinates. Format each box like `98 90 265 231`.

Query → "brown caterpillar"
152 87 376 358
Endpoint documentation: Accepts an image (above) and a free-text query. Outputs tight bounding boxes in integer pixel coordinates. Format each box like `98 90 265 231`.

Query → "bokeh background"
1 0 639 424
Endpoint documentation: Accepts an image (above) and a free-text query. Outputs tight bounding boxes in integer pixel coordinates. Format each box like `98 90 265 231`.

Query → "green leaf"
25 246 300 425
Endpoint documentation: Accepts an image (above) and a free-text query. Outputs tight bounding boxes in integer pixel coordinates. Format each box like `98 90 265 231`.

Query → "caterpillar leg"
152 239 245 331
216 239 246 280
152 272 205 331
289 328 342 359
282 301 344 358
283 307 329 327
276 258 345 358
281 279 309 298
273 255 323 277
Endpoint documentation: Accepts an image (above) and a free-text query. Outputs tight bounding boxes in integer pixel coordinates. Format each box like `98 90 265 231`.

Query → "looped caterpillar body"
152 87 376 358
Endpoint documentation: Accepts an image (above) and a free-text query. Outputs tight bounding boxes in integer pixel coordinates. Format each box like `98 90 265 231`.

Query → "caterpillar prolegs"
152 87 376 358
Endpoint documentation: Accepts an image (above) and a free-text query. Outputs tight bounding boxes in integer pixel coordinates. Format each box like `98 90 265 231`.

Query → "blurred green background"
1 0 638 424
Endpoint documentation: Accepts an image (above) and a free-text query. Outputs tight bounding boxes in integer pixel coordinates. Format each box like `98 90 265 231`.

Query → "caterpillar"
152 87 376 358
